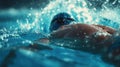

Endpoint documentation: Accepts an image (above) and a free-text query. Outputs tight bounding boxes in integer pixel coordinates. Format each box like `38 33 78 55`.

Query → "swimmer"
45 12 116 51
1 12 119 67
38 12 119 66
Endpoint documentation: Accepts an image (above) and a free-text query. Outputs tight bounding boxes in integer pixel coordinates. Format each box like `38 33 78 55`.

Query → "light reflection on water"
0 0 119 67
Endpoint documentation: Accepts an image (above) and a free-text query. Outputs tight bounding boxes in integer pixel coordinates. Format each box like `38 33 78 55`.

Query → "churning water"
0 0 120 67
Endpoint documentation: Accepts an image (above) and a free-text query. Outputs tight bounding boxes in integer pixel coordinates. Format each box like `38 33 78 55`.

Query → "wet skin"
49 23 120 66
50 23 116 47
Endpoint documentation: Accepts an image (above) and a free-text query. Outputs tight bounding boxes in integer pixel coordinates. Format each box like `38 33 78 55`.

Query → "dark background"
0 0 119 10
0 0 49 9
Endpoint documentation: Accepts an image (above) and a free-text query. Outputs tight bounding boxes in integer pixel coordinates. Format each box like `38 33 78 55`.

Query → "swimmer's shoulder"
93 24 116 34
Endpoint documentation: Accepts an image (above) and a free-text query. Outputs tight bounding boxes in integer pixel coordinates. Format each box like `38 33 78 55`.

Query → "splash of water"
0 0 120 49
18 0 120 33
18 0 93 33
0 0 119 67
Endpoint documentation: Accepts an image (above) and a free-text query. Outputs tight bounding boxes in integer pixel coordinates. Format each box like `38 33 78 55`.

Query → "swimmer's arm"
24 38 51 50
34 38 50 44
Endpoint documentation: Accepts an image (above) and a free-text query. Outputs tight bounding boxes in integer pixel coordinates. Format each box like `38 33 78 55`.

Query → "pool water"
0 0 120 67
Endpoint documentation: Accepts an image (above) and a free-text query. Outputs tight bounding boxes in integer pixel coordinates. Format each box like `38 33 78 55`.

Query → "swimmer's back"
49 23 116 46
50 24 115 39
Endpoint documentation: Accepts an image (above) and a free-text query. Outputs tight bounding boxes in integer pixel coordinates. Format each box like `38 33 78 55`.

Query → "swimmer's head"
50 12 75 32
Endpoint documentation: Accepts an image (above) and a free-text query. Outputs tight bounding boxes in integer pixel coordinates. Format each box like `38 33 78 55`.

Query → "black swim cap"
50 12 75 32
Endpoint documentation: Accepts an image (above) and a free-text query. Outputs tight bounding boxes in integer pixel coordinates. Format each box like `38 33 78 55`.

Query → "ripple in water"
0 0 120 67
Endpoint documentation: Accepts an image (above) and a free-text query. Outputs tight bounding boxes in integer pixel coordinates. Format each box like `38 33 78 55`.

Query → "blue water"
0 0 120 67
